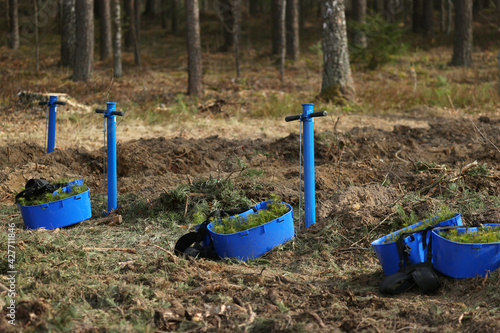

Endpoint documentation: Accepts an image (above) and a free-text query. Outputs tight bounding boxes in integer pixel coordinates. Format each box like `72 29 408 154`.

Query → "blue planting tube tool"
95 103 124 214
285 103 327 228
39 96 66 153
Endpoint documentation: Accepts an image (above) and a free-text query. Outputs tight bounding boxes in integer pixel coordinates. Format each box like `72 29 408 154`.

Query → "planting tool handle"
285 114 301 122
310 111 327 118
55 101 66 106
111 111 124 117
38 101 48 105
95 108 106 114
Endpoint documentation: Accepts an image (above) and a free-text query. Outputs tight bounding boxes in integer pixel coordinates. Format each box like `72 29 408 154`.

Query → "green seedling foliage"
383 205 456 243
439 226 500 244
124 176 252 225
211 194 289 234
348 14 408 70
415 161 439 173
466 163 490 177
17 184 88 206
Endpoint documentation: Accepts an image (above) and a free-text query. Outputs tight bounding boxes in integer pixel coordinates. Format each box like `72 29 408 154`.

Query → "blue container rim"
17 188 90 209
371 212 461 246
208 201 293 236
432 223 500 245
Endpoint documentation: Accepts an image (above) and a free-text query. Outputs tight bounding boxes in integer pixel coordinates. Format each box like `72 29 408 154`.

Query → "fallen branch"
153 244 177 263
309 312 327 328
93 214 122 226
83 247 136 254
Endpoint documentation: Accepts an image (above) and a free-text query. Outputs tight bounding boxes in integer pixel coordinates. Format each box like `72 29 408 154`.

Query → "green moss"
211 195 289 235
439 226 500 244
17 184 88 207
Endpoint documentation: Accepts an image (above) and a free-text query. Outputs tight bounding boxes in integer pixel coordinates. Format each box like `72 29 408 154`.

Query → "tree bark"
61 0 76 67
73 0 94 81
161 0 168 29
423 0 434 36
234 0 242 78
351 0 366 48
112 0 122 77
216 0 234 51
171 0 179 35
8 0 19 49
497 0 500 29
272 0 285 55
145 0 160 16
320 0 355 102
134 0 142 66
286 0 299 60
100 0 112 60
186 0 203 96
413 0 424 33
280 0 286 83
451 0 473 66
34 0 39 72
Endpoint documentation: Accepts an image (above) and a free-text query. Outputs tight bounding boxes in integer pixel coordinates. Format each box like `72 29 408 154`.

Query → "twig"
83 247 137 254
467 117 500 155
449 160 478 182
309 312 327 328
93 214 122 226
184 194 189 217
351 212 397 247
1 214 19 220
395 147 410 164
419 170 447 195
153 244 177 262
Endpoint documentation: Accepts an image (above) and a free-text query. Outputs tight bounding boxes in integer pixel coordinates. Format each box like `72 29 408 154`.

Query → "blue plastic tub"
371 213 463 275
207 201 294 261
18 183 92 230
432 224 500 278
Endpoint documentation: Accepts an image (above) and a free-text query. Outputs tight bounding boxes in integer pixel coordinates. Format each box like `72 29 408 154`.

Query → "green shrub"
348 14 408 70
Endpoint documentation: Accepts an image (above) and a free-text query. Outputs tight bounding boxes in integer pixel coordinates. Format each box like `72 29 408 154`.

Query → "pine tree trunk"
217 0 234 51
8 0 19 49
234 0 241 78
423 0 434 35
61 0 76 67
451 0 473 66
286 0 299 60
112 0 122 77
447 0 453 33
272 0 284 55
440 0 445 32
124 0 133 47
280 0 286 83
413 0 424 33
351 0 366 48
497 0 500 29
186 0 203 96
320 0 355 102
172 0 179 35
134 0 142 66
161 0 168 29
73 0 94 81
100 0 112 60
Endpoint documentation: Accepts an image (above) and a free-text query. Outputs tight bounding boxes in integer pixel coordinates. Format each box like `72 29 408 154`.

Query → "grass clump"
439 225 500 244
17 184 88 206
211 194 289 235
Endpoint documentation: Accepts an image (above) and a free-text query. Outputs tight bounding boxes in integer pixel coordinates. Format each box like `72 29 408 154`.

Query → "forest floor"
1 12 500 333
